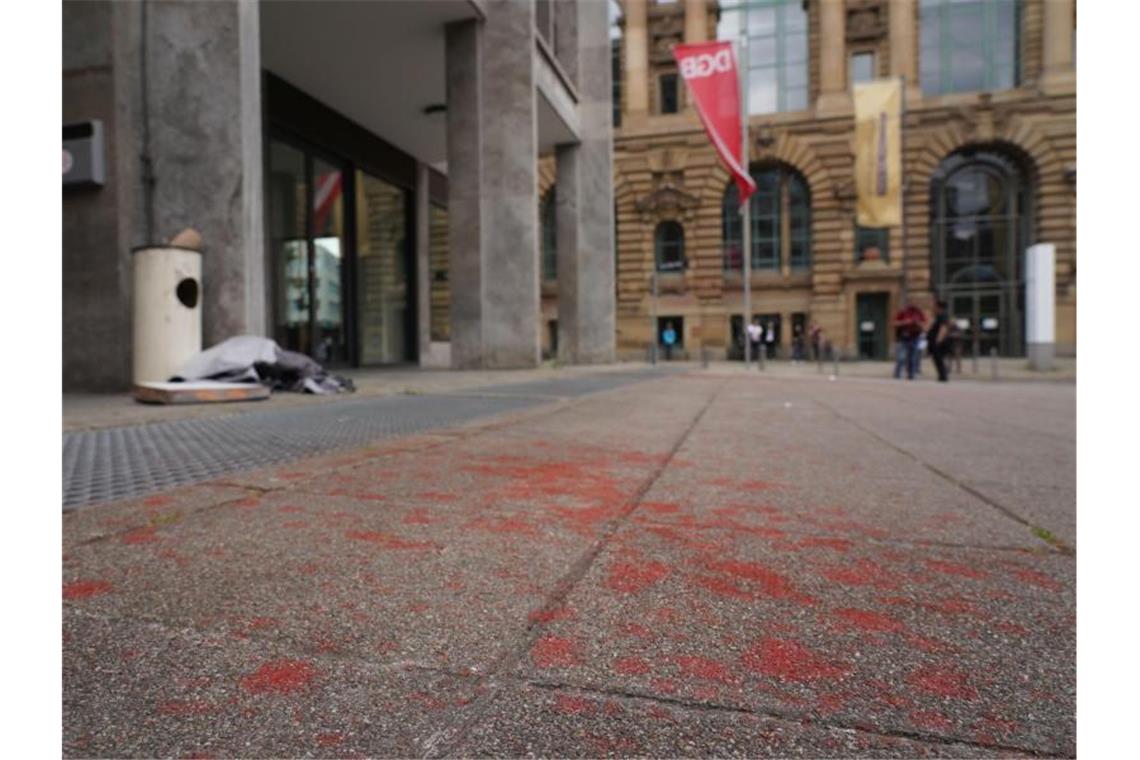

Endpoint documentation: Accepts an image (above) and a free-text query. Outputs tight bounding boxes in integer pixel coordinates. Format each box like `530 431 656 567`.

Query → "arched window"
930 148 1031 356
722 166 811 272
654 221 685 272
541 188 556 281
920 0 1019 96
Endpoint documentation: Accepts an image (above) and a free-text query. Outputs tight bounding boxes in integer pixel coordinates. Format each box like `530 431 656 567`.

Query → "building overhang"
260 0 481 170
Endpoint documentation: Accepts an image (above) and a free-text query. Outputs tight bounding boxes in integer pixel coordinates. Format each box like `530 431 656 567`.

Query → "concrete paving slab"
63 611 479 758
447 682 1024 758
510 521 1074 756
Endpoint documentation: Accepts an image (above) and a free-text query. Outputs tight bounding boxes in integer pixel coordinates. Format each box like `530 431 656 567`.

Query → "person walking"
892 300 925 380
927 299 951 382
662 321 677 361
809 322 822 361
764 321 776 360
792 323 806 363
745 317 763 365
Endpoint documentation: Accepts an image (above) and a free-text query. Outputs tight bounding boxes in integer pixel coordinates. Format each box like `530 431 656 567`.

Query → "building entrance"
266 135 414 366
856 293 889 360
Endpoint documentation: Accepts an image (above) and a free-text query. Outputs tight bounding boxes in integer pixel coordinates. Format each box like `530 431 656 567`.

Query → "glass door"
266 137 349 363
355 170 410 364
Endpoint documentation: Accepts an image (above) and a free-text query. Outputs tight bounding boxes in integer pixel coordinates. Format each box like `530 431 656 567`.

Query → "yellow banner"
853 80 902 227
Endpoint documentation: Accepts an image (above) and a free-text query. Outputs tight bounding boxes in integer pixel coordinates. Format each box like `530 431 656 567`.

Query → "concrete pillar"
889 0 921 102
1041 0 1076 94
683 0 707 43
141 0 265 344
445 2 540 369
623 0 650 122
415 163 431 363
554 0 579 85
556 0 615 364
817 0 850 113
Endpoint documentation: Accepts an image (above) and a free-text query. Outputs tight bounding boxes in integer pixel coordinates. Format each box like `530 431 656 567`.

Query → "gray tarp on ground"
171 335 355 394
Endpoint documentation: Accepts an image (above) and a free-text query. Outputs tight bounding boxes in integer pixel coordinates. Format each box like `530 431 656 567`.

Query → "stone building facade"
63 0 615 390
608 0 1075 361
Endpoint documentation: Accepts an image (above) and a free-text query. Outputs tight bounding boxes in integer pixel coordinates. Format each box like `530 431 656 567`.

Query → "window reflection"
920 0 1019 96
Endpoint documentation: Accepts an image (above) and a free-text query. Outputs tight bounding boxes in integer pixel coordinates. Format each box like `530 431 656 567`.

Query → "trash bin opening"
176 278 199 308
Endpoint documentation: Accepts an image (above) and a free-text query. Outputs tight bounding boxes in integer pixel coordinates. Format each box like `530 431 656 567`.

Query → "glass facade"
920 0 1019 96
931 149 1030 356
717 0 808 115
355 171 409 365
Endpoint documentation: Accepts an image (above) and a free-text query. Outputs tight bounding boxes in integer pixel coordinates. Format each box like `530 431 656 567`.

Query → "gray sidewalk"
63 369 1074 757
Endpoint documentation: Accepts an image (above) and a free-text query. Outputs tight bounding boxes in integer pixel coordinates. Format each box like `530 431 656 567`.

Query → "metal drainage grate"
62 368 675 510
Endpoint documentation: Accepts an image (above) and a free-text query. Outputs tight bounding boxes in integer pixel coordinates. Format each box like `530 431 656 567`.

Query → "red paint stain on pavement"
605 561 670 593
403 509 438 526
823 560 900 590
143 495 173 508
818 692 848 715
345 530 435 550
156 700 214 716
410 692 449 710
651 678 679 695
674 655 733 683
282 520 308 530
122 526 159 545
316 733 343 748
232 497 262 509
278 505 305 514
648 705 676 721
641 501 680 514
240 659 317 695
911 710 954 732
926 559 987 580
531 636 579 668
798 537 853 552
614 656 652 675
835 608 906 633
63 579 113 600
470 515 539 537
617 622 653 639
528 606 575 624
554 694 597 715
741 638 850 682
706 560 812 602
247 617 277 631
1010 567 1063 591
994 621 1028 636
907 665 979 700
694 574 751 600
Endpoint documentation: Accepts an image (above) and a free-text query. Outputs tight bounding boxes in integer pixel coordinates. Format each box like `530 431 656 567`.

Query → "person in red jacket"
893 301 925 380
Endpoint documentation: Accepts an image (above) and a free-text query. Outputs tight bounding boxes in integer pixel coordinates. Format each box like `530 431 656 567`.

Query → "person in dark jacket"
927 299 951 382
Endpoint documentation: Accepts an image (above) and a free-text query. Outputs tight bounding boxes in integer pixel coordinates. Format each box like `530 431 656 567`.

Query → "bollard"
758 346 765 371
648 341 657 365
833 352 839 377
972 339 979 374
701 345 709 369
817 352 822 374
990 346 998 380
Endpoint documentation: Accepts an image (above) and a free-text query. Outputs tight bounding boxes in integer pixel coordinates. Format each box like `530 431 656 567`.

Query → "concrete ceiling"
260 0 481 171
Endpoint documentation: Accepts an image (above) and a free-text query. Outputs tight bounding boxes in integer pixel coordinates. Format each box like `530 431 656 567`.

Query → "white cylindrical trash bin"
132 245 203 384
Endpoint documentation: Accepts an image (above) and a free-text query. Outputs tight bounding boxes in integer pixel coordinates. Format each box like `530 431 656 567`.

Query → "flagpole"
739 9 752 368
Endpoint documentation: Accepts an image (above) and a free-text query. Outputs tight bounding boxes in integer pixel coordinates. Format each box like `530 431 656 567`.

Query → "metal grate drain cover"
62 369 671 510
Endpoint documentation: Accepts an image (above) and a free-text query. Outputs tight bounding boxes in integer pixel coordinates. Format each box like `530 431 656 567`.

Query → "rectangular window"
660 73 679 114
855 225 890 263
716 0 809 115
851 52 876 86
920 0 1019 96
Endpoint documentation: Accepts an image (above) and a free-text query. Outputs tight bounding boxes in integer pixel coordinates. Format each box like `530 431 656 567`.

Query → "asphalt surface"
62 369 1075 758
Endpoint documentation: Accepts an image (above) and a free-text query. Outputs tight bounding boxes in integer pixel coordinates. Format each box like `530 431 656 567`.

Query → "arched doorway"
930 148 1032 357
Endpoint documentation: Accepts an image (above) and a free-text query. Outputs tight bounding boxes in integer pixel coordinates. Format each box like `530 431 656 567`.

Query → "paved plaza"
62 366 1075 757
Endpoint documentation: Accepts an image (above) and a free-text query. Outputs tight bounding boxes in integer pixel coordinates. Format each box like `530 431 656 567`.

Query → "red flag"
673 41 755 204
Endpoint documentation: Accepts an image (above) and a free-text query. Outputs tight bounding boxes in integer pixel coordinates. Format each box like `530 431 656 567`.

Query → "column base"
1027 342 1055 371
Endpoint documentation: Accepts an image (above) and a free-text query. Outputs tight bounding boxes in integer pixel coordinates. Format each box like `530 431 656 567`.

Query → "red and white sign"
673 41 755 205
